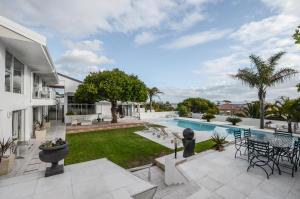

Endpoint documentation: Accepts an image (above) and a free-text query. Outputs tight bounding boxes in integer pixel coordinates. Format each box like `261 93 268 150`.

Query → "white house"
0 16 58 142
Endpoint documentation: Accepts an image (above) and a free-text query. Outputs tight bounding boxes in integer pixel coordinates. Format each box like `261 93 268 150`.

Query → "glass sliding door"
12 110 22 140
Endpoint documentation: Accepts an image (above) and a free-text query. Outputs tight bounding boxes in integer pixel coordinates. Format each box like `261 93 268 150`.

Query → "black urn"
39 143 68 177
183 128 194 139
182 128 195 158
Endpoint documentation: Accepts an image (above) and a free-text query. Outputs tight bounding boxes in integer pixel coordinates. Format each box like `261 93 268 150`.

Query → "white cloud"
134 32 158 45
63 39 104 51
231 14 298 45
56 39 114 78
261 0 300 17
169 12 205 31
57 49 114 66
163 29 232 49
0 0 215 37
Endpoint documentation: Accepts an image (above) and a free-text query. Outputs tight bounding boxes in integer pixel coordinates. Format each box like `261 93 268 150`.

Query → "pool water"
158 118 271 139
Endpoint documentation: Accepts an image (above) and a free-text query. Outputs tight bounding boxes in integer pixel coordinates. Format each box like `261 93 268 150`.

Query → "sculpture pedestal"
164 156 188 186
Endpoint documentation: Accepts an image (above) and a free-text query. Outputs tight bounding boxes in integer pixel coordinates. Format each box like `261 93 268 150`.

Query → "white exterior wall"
57 74 82 116
0 41 54 141
140 111 177 120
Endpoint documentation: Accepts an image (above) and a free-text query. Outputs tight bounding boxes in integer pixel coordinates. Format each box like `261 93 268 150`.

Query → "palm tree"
243 101 260 118
243 101 273 119
232 52 298 129
147 87 163 112
270 97 300 133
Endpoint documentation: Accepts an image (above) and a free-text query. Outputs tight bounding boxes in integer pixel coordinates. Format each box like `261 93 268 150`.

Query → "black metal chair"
277 141 300 177
234 129 247 159
244 128 251 140
275 129 293 137
247 139 279 179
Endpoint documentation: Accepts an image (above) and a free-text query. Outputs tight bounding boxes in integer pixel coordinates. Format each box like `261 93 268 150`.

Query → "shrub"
202 113 215 122
211 133 227 151
226 117 242 125
66 111 75 116
177 105 189 117
0 137 15 160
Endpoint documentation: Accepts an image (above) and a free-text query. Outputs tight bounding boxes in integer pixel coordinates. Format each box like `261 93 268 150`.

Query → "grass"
65 125 216 168
65 126 172 168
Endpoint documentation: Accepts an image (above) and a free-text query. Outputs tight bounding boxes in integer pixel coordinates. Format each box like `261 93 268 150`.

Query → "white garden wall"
140 111 178 120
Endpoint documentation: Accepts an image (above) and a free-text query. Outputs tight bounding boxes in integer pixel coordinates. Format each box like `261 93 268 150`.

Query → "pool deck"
0 158 157 199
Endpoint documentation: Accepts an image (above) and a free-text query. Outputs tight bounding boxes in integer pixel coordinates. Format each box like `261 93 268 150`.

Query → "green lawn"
65 126 216 168
65 126 172 168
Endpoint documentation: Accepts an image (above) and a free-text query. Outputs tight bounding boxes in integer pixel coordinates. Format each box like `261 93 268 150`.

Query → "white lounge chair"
71 119 78 126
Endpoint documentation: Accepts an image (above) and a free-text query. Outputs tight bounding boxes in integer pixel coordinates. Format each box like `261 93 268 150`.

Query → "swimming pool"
157 118 272 139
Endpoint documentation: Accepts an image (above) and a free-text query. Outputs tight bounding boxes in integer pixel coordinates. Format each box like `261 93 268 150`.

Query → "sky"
1 0 300 103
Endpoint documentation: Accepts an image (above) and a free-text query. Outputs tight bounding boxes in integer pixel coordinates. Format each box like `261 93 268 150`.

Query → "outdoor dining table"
248 134 297 175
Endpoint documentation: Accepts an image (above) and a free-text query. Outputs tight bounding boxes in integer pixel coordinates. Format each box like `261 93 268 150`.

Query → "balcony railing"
32 87 56 99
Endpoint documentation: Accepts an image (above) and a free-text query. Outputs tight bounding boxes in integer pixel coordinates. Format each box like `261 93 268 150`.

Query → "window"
5 52 13 92
13 58 24 93
4 51 24 94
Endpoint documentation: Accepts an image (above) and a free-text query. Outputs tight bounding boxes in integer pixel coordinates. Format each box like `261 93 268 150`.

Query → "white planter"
35 129 47 142
0 154 15 176
44 122 51 129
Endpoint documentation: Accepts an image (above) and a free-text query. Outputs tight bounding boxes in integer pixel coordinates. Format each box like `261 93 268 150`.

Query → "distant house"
217 103 245 115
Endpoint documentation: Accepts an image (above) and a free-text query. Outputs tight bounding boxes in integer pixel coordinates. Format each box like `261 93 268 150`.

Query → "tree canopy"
74 68 148 123
294 26 300 44
177 98 218 115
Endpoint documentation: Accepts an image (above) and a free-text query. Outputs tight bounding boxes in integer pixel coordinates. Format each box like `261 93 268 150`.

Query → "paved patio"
0 158 157 199
0 121 66 179
142 145 300 199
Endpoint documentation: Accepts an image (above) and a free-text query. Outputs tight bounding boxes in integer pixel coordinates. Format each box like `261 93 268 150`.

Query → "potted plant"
43 115 51 128
34 120 47 142
39 138 68 177
211 133 227 151
202 113 215 122
226 117 242 125
0 137 16 176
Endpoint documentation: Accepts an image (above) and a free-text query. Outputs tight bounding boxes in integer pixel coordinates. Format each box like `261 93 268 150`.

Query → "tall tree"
75 69 148 123
147 87 163 112
232 52 298 129
297 83 300 92
293 25 300 44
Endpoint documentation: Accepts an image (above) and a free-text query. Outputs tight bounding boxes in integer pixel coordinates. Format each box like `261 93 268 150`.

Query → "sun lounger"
71 119 78 126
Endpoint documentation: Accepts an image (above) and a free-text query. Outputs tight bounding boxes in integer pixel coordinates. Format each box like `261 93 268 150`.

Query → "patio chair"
143 124 159 135
154 127 168 139
71 119 78 126
234 129 247 159
247 139 279 179
274 129 292 137
276 140 300 177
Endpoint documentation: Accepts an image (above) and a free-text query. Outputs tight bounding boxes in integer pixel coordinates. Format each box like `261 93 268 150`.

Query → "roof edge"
0 16 46 45
57 73 83 83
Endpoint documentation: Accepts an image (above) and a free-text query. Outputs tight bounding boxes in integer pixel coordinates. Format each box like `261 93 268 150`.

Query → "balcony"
31 87 56 106
32 87 56 99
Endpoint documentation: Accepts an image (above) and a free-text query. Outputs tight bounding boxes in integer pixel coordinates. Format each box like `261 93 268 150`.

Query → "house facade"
0 16 58 142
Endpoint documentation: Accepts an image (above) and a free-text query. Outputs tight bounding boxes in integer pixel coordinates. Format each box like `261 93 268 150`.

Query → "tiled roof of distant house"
217 103 245 111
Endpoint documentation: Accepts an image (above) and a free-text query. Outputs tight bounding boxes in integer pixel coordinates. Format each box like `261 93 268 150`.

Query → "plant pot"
35 129 47 142
44 122 51 128
0 154 15 176
39 143 68 177
214 145 225 152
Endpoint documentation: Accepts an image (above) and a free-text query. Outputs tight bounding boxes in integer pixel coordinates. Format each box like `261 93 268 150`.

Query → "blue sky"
1 0 300 103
